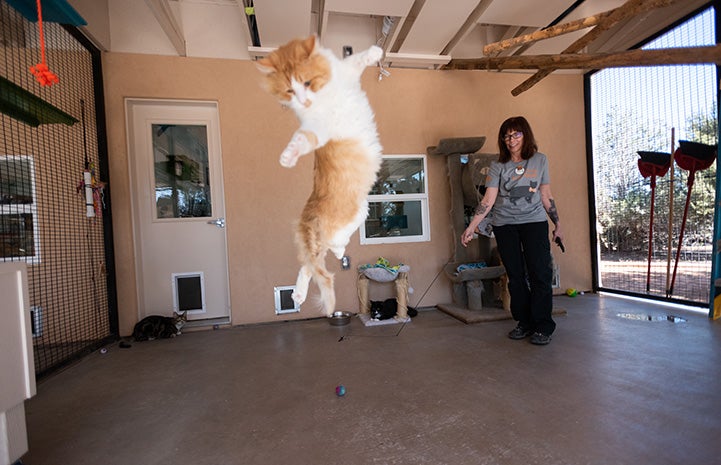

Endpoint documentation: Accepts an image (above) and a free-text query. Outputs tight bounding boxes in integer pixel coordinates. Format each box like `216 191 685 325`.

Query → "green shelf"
0 76 78 127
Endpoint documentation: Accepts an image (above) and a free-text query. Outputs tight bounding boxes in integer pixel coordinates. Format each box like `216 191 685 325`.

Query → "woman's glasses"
504 131 523 141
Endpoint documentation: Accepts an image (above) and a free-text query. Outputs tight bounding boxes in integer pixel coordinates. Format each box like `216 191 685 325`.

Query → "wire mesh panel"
589 7 717 305
0 2 115 377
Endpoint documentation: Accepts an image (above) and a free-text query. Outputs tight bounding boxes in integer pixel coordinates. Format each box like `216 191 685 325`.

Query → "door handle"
207 218 225 228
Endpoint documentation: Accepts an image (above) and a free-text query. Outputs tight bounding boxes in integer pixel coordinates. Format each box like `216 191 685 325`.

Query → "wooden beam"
483 9 616 56
145 0 186 57
316 0 326 39
390 0 426 53
511 0 675 95
445 45 721 70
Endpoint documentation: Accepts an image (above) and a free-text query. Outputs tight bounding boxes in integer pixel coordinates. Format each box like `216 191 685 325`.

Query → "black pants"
494 221 556 335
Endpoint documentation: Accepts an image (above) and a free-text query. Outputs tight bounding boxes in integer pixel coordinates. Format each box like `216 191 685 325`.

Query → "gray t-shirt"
485 152 550 226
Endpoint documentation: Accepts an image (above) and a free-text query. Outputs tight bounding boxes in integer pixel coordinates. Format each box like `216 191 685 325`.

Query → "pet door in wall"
172 272 206 315
274 285 300 315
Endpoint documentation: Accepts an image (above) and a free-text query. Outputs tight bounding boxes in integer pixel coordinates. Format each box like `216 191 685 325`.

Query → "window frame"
1 155 40 264
360 154 431 245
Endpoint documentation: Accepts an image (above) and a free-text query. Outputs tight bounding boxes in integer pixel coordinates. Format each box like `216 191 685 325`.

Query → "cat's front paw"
366 46 383 65
280 132 313 167
280 145 300 167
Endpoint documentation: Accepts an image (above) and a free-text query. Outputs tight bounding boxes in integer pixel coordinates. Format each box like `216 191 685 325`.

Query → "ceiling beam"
384 52 451 69
144 0 186 56
483 8 619 57
315 0 326 39
445 44 721 70
440 0 493 56
511 0 676 95
495 26 538 58
389 0 425 53
236 1 254 48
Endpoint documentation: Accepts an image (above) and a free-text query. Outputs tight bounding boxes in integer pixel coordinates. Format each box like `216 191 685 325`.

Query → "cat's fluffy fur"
256 36 383 316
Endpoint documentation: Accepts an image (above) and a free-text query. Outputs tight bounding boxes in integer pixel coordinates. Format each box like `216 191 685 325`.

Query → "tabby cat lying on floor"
132 311 187 341
370 299 418 320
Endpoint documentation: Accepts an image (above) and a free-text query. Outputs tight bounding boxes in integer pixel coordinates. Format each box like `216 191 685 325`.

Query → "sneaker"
530 332 552 345
508 325 533 340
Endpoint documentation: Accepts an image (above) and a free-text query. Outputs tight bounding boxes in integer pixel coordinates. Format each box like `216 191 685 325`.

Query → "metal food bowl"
328 311 352 326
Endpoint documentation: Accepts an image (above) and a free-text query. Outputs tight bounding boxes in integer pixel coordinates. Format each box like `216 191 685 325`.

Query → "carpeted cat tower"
431 137 566 324
430 137 511 323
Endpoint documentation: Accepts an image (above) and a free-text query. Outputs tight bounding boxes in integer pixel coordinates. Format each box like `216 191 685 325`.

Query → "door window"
152 124 211 219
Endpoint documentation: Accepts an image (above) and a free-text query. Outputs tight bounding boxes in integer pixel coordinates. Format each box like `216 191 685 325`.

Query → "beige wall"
102 53 592 336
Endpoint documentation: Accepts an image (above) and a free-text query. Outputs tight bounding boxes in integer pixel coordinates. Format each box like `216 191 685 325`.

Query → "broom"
668 140 717 296
637 151 671 293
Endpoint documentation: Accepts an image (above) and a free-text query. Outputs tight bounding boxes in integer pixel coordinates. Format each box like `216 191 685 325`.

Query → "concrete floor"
22 293 721 465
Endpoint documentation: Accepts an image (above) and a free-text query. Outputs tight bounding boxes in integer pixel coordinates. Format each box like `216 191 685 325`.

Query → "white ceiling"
71 0 711 70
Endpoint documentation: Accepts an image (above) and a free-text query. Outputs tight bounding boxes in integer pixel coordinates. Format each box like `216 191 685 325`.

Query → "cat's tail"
296 222 336 317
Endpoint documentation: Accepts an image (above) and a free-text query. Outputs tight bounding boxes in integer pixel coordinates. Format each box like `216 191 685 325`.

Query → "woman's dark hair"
497 116 538 163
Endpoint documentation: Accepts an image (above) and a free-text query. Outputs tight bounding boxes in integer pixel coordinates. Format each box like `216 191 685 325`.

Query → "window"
361 155 430 244
1 156 39 263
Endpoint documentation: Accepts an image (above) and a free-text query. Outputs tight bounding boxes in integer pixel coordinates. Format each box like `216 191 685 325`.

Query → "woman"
461 116 563 345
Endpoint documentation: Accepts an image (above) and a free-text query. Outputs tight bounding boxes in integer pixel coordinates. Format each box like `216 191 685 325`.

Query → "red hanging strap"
29 0 59 86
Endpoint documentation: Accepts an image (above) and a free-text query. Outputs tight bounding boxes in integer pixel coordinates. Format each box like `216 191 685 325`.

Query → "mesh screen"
0 2 115 377
590 7 717 305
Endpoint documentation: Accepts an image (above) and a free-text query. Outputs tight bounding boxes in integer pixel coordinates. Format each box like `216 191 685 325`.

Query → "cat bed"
358 257 410 282
358 313 411 326
357 258 411 318
427 137 486 156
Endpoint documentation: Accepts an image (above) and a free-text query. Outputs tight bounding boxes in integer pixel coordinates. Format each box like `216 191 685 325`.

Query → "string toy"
29 0 60 86
375 17 391 82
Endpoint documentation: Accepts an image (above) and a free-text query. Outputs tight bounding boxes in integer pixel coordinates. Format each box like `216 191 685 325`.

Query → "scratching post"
357 273 370 314
431 137 563 323
395 272 409 319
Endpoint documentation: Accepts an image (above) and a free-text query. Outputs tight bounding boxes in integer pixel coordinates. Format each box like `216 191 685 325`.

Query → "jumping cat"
131 311 187 341
256 35 383 317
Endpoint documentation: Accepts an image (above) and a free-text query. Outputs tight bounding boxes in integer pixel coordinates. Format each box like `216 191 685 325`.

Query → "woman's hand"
552 225 563 243
461 227 475 247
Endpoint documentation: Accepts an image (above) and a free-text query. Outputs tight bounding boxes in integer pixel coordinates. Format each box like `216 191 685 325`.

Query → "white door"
126 99 230 324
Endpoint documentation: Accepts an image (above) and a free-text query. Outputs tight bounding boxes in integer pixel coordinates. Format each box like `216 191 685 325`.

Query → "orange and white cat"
256 36 383 316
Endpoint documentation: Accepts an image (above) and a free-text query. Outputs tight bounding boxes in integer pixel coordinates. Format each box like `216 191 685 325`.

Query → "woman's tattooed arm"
474 203 489 216
547 199 559 225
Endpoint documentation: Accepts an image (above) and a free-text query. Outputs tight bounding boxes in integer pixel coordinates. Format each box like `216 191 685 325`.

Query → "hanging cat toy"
29 0 59 86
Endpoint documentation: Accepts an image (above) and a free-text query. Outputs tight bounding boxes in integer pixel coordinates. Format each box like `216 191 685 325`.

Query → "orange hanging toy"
29 0 59 86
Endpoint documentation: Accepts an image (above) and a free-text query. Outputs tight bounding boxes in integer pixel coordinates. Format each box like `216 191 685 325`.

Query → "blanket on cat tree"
358 257 409 282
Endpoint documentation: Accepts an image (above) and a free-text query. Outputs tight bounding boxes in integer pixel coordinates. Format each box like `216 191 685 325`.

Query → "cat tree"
429 137 511 323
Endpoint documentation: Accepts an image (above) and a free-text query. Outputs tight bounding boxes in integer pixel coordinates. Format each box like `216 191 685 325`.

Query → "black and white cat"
131 311 187 341
370 299 418 320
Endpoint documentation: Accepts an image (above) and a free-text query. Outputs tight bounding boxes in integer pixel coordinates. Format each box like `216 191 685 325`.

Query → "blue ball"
335 385 346 396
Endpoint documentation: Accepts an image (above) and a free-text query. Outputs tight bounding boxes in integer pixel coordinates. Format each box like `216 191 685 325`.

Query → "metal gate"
588 6 716 308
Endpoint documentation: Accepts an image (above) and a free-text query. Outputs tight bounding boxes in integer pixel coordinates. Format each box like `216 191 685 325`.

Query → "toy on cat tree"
430 137 511 323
